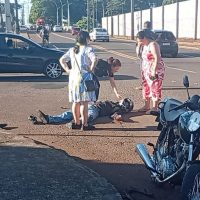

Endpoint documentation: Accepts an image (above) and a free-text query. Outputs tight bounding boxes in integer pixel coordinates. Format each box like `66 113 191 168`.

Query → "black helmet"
119 98 134 112
188 95 200 111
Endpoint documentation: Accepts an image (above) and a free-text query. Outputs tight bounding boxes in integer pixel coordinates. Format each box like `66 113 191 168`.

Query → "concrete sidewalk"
0 131 122 200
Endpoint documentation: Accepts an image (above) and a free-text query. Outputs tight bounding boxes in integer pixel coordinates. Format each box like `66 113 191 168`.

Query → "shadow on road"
73 157 182 200
0 74 137 82
0 75 69 82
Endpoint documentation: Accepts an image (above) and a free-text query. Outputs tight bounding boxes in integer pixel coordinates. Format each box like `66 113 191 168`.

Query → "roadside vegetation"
29 0 188 28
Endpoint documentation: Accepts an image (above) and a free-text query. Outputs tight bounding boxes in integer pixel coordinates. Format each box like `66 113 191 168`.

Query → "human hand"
149 73 158 81
116 93 122 99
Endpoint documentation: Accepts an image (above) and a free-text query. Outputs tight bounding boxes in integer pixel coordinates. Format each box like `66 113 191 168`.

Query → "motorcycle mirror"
183 75 189 88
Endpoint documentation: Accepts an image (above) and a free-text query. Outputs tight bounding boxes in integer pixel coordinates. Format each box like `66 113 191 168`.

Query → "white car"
89 28 109 42
53 25 63 32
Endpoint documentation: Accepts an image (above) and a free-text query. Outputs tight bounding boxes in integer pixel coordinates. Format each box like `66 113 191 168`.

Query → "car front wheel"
44 60 63 79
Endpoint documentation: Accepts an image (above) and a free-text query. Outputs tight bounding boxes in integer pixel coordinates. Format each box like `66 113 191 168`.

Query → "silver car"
90 28 109 42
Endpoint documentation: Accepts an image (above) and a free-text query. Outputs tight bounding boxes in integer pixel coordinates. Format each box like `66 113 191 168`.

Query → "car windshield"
95 28 107 32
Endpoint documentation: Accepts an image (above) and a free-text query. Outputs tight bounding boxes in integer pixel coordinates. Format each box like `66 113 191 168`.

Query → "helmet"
119 98 134 112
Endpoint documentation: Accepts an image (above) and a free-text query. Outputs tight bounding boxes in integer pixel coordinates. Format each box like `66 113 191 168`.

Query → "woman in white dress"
59 31 97 130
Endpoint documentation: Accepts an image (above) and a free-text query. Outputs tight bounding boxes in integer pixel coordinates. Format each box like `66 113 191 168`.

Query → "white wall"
119 14 125 36
164 4 177 36
113 15 118 35
125 13 131 37
102 0 200 39
179 0 196 38
152 6 162 30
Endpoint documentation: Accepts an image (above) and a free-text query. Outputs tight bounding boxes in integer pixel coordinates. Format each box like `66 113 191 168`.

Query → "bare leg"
72 102 81 125
152 100 159 111
138 98 150 112
80 102 88 126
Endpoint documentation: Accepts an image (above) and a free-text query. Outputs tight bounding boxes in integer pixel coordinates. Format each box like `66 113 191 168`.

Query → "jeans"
48 105 100 124
88 105 100 122
48 111 73 124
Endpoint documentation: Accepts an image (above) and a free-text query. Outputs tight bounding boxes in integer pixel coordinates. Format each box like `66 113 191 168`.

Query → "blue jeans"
88 104 100 122
48 111 73 124
48 105 100 124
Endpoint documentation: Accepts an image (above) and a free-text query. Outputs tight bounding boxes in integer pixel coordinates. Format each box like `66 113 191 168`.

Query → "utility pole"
92 0 95 29
102 1 104 17
130 0 134 40
5 0 12 32
87 0 90 31
95 0 98 26
15 0 20 33
67 0 71 28
22 3 25 25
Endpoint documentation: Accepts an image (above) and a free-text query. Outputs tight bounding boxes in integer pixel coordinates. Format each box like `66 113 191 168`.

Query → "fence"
102 0 200 39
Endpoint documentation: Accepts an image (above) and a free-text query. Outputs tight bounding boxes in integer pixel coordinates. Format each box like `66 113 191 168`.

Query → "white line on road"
52 32 75 41
166 66 197 74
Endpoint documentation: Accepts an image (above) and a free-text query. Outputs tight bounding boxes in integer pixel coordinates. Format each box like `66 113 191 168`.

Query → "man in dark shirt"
40 26 49 46
33 98 134 124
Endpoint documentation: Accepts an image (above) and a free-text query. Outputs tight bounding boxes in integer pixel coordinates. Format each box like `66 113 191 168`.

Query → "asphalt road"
31 31 200 89
1 31 200 200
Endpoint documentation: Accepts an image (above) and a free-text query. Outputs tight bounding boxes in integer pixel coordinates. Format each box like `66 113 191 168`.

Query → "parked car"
53 25 63 32
89 28 109 42
71 27 80 35
154 30 178 57
19 25 28 32
0 33 65 79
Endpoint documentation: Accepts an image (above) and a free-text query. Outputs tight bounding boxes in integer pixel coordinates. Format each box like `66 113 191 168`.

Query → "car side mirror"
183 75 189 88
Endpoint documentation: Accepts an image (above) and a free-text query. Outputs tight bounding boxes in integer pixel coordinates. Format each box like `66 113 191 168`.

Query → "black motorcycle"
136 76 200 195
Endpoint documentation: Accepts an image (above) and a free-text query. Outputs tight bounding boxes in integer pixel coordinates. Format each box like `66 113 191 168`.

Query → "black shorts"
43 35 49 41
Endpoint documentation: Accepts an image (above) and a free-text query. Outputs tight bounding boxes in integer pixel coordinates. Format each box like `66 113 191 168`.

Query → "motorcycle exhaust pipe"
136 144 157 175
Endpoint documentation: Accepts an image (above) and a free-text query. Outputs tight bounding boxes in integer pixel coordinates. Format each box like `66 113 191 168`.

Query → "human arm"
109 76 122 99
149 42 161 77
87 47 97 72
59 51 71 73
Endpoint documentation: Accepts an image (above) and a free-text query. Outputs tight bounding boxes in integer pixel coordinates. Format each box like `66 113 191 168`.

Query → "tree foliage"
29 0 189 25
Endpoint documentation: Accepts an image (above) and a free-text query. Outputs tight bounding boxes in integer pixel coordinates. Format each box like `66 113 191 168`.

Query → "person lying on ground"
36 98 134 126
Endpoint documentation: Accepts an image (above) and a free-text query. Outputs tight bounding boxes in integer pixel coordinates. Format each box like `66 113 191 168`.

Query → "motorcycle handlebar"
168 102 187 112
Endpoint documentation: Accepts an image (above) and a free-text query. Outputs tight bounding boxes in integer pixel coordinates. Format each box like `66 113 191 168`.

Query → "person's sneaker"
38 110 49 124
28 115 38 124
0 123 7 129
81 124 95 131
67 122 82 130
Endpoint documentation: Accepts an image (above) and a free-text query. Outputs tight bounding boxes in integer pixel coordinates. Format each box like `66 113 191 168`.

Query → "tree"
29 0 188 25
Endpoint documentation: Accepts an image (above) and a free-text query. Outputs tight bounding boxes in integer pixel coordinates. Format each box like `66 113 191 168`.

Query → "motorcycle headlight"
187 112 200 132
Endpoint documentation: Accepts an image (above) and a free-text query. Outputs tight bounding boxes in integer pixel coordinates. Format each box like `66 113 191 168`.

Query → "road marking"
52 32 75 41
166 66 197 74
92 44 138 60
50 33 198 74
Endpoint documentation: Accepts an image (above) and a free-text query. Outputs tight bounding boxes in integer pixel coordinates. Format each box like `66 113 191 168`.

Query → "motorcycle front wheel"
181 163 200 200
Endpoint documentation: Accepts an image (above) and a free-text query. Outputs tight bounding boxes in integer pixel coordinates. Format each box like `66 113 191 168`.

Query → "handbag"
74 53 96 92
84 79 96 92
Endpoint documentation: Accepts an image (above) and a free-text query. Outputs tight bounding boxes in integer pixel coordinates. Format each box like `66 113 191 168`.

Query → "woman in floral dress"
136 29 165 113
59 31 97 130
